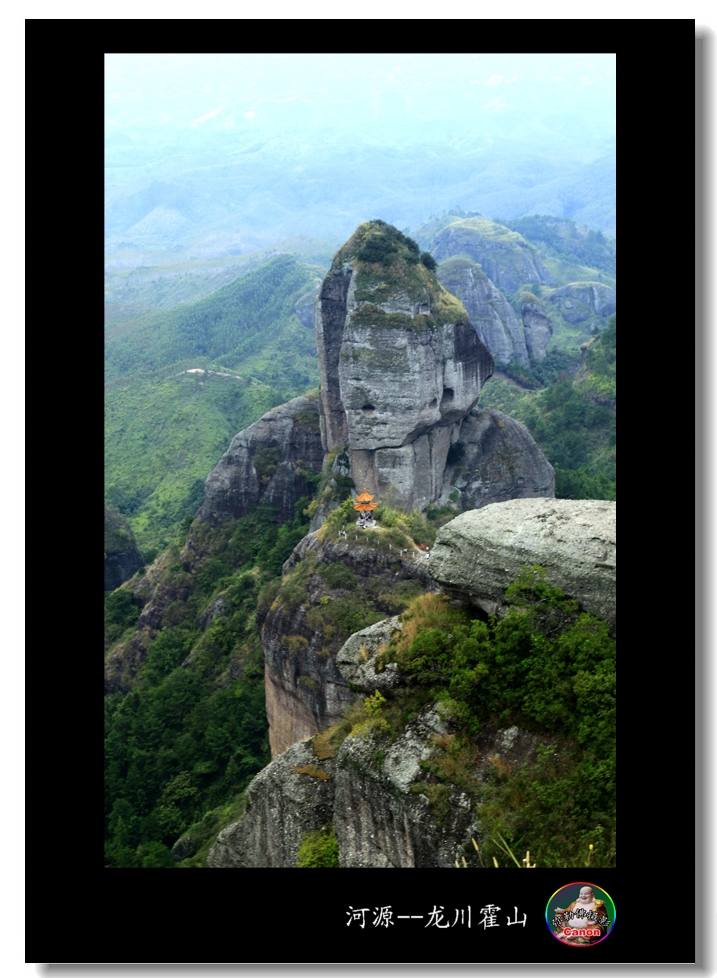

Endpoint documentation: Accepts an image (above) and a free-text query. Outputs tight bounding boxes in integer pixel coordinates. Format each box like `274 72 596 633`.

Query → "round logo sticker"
545 882 615 946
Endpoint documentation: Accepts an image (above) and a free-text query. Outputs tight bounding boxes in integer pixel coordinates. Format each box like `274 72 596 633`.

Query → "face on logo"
545 882 615 946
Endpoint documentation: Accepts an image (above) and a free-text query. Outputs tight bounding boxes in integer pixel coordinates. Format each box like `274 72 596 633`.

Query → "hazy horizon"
105 53 616 266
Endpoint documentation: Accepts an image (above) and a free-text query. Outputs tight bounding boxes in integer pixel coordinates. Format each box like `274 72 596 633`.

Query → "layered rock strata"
429 498 616 633
208 703 478 868
207 740 337 868
201 394 324 524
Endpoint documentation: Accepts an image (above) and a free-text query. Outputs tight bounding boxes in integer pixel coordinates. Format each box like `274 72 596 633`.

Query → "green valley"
105 254 323 551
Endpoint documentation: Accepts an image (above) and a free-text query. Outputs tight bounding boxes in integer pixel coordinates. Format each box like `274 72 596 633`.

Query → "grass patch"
297 824 339 867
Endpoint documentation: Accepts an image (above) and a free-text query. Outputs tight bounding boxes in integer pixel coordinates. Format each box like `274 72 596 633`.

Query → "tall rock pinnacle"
315 220 494 510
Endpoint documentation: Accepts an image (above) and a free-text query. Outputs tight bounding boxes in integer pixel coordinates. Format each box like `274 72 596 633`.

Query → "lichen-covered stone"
207 706 479 868
263 533 436 757
336 616 403 695
315 221 494 510
333 707 477 868
429 498 616 633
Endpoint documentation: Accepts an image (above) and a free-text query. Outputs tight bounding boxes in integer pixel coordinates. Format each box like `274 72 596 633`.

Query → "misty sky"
105 53 616 258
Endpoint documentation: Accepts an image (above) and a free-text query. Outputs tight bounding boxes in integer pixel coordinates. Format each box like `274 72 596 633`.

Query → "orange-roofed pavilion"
354 488 378 512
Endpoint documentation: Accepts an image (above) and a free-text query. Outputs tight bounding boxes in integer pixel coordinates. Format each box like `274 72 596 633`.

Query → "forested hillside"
104 497 315 868
477 315 616 500
105 254 321 383
105 218 615 868
105 255 322 551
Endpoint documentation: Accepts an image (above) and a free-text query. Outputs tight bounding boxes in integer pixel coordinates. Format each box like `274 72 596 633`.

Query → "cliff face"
104 506 143 592
436 256 530 366
427 217 553 293
315 221 494 511
256 222 555 753
202 393 324 524
208 497 616 869
549 283 616 324
441 408 555 509
520 298 553 361
261 532 436 757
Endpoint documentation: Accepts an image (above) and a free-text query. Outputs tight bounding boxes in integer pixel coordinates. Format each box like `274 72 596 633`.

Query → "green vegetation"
104 505 138 556
332 220 468 328
105 256 323 550
319 497 460 549
297 824 340 867
170 791 249 868
477 315 616 500
497 215 616 280
105 255 320 385
104 493 317 868
104 240 333 312
105 371 283 552
104 589 140 649
348 567 615 868
304 449 354 525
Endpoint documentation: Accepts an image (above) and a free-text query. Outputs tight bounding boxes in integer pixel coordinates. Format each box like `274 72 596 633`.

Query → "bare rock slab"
429 498 615 632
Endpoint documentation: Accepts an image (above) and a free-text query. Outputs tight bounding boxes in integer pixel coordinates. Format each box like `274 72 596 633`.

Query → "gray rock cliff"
426 217 553 293
207 740 337 868
315 222 494 511
436 256 530 366
201 393 324 524
441 408 555 509
208 699 478 868
262 532 436 757
520 298 553 361
549 283 616 324
429 498 616 633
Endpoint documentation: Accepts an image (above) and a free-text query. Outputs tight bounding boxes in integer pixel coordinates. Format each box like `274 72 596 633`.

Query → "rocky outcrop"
428 498 616 633
549 283 616 324
201 393 324 524
441 408 555 509
520 298 553 361
426 217 553 293
336 617 403 696
437 257 529 366
333 706 477 867
104 506 143 592
207 740 338 868
208 701 478 868
262 532 436 757
315 221 494 511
